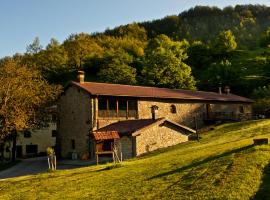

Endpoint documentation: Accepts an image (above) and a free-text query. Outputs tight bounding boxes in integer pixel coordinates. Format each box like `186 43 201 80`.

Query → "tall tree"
201 60 241 92
35 38 69 83
260 27 270 47
212 30 237 56
63 33 103 69
26 37 43 54
0 58 61 161
142 35 196 89
97 51 137 85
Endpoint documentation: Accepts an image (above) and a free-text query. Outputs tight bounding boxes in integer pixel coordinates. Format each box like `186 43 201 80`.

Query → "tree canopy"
0 58 61 139
142 35 196 89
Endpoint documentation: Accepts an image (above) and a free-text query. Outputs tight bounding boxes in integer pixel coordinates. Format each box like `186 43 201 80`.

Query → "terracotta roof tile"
93 118 196 137
94 119 162 136
92 131 120 140
70 81 253 103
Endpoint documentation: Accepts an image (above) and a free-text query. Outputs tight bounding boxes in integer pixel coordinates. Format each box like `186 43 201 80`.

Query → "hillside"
0 119 270 199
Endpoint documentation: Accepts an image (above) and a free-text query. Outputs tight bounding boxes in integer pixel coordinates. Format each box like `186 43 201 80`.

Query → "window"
71 139 75 150
128 100 137 118
108 98 117 117
239 106 244 113
170 105 177 114
98 97 137 118
24 130 31 138
118 99 127 117
52 130 57 137
98 98 107 117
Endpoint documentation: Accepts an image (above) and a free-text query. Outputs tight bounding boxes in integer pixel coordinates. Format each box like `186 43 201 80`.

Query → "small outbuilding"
92 118 195 160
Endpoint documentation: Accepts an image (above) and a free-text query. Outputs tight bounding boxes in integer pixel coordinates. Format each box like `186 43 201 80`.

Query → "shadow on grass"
149 144 254 180
253 163 270 200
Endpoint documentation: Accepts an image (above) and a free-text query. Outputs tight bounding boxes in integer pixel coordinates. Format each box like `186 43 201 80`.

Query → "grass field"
0 119 270 199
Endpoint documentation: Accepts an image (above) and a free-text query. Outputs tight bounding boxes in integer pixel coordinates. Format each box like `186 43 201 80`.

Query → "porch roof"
92 118 196 137
92 131 120 140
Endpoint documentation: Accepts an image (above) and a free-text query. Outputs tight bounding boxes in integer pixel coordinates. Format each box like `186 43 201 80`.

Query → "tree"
97 51 137 85
63 33 103 69
26 37 43 54
260 27 270 47
213 30 237 55
0 58 61 161
35 38 69 83
187 41 212 70
142 35 196 89
201 60 241 91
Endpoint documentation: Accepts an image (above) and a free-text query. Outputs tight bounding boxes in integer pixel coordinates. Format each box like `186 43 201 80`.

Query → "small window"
170 105 177 114
239 106 244 113
24 130 31 138
71 139 75 150
52 130 57 137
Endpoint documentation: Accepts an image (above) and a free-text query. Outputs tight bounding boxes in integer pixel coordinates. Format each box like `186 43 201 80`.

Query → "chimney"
224 86 230 94
77 71 85 83
151 105 159 120
218 87 222 94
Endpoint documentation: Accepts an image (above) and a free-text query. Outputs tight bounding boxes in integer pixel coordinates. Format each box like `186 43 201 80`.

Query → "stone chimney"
224 86 230 94
77 71 85 83
151 105 159 120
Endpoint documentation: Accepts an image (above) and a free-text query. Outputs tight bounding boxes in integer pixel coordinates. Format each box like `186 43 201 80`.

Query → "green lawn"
1 119 270 199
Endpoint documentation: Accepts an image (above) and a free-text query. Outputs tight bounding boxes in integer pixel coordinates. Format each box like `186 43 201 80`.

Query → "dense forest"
2 4 270 110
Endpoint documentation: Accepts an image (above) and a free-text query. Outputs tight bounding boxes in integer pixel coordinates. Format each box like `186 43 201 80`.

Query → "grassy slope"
1 120 270 199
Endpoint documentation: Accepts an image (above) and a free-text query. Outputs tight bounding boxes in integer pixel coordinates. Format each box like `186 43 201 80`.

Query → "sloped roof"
69 81 253 103
92 131 120 140
92 118 195 137
94 119 162 136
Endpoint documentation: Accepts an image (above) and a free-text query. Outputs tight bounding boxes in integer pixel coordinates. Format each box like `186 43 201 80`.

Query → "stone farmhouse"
57 71 253 160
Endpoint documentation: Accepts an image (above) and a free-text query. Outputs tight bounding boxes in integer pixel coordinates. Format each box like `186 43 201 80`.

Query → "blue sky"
1 0 270 58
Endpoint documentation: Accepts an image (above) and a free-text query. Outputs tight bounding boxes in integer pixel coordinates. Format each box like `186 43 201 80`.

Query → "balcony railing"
98 110 137 118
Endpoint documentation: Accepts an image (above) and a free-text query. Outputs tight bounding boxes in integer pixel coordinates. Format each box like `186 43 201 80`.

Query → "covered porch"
91 131 122 164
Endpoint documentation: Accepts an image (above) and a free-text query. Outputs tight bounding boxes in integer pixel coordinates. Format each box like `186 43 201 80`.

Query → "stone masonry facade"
134 122 189 156
58 84 252 158
57 86 92 157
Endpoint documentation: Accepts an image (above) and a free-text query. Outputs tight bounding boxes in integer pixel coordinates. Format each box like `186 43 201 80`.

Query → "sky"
1 0 270 58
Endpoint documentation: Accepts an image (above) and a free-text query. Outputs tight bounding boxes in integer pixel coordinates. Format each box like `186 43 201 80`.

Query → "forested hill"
106 5 270 49
1 4 270 109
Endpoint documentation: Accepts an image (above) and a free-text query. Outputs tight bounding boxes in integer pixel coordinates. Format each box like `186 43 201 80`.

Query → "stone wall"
138 99 206 128
135 122 189 156
209 103 252 120
117 136 133 160
138 99 252 127
58 86 92 158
